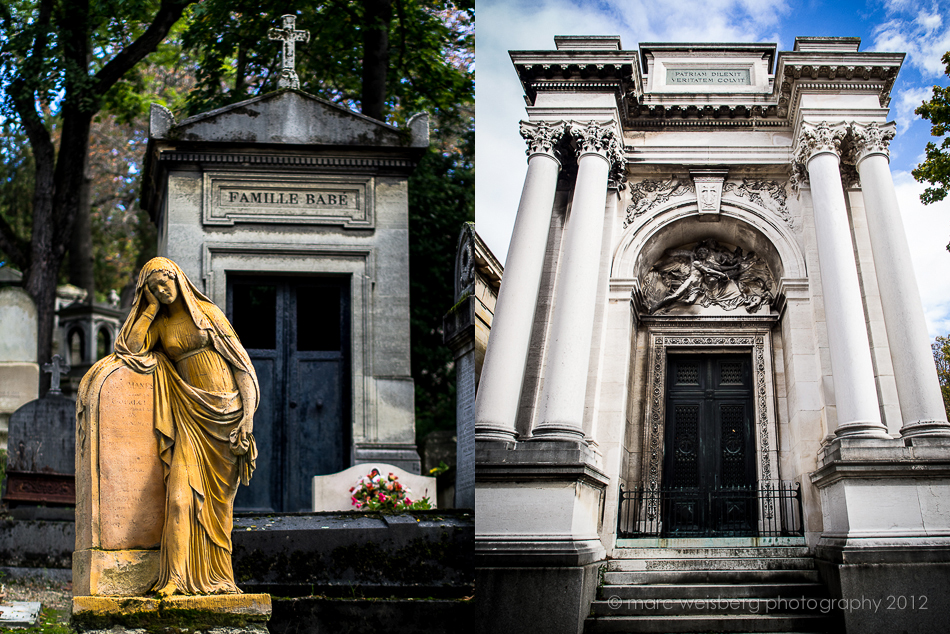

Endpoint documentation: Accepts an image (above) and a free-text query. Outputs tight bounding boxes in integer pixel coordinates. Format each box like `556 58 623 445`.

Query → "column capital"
569 120 626 185
847 121 895 166
520 119 567 162
794 121 847 166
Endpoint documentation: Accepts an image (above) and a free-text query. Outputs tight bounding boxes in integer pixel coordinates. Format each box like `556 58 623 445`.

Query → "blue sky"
475 0 950 336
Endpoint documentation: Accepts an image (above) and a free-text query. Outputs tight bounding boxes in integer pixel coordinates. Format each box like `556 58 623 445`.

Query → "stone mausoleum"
476 36 950 633
141 86 427 513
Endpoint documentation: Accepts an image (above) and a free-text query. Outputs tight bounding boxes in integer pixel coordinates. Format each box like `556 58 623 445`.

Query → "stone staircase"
585 544 840 633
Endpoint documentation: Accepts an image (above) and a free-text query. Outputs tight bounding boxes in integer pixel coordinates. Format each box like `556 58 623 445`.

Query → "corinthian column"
850 122 950 437
795 121 889 438
474 120 566 443
532 121 624 442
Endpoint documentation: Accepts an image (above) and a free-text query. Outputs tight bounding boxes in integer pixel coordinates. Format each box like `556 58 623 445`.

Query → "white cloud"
894 171 950 337
871 4 950 78
893 85 931 132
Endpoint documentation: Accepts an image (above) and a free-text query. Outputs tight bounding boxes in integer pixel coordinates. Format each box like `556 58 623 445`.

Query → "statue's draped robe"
79 258 259 595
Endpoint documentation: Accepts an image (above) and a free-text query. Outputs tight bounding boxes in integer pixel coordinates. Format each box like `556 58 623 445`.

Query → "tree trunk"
362 0 392 121
69 156 95 302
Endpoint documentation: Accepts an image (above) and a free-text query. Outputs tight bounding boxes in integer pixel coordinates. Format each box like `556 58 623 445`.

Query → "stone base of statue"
71 594 272 633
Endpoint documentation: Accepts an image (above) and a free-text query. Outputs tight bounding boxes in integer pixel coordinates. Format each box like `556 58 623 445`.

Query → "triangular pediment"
150 89 427 148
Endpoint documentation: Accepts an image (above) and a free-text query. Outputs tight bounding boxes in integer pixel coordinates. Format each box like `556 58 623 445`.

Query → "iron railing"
617 480 804 538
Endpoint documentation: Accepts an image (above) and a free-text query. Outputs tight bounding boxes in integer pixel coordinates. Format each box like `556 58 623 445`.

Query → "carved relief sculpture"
643 240 775 314
78 257 259 597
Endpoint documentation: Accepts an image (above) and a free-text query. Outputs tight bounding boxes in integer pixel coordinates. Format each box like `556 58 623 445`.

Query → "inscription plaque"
667 69 751 85
204 173 373 228
98 367 165 550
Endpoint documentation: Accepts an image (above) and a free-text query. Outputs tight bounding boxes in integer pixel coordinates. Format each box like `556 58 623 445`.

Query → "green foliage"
933 336 950 421
179 0 472 125
913 51 950 207
349 468 432 511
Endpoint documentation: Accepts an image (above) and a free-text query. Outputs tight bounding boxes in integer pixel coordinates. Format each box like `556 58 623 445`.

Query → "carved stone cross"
43 354 70 395
268 14 310 90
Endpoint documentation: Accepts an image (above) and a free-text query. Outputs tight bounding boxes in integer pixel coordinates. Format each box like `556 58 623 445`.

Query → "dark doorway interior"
228 275 351 512
662 354 756 536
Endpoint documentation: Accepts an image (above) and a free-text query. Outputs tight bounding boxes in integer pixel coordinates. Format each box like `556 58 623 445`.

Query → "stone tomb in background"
0 286 40 445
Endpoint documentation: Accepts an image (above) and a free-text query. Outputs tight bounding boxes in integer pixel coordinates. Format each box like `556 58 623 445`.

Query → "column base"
474 424 519 444
833 421 891 439
529 423 588 443
900 420 950 438
71 594 272 633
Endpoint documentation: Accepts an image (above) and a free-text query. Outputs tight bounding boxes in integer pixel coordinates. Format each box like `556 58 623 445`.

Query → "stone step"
608 557 815 572
584 613 835 633
598 582 828 601
590 592 832 616
611 546 810 560
604 569 821 586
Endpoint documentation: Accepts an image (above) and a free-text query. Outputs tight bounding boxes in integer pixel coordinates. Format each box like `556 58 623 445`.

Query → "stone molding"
157 151 417 170
847 121 895 166
519 119 566 159
638 329 778 517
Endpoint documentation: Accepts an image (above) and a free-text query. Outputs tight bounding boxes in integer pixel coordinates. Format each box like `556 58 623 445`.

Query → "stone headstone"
0 601 41 627
0 286 39 445
311 463 437 512
74 359 164 597
3 394 76 505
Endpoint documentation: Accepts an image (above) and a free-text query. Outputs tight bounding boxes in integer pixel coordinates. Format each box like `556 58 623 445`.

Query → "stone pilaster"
474 120 566 443
532 121 622 443
848 122 950 437
794 121 888 438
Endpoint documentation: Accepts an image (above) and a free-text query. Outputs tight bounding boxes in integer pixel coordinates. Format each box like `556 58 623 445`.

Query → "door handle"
289 401 298 409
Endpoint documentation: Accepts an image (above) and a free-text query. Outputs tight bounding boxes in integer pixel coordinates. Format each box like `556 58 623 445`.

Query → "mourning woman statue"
81 257 259 596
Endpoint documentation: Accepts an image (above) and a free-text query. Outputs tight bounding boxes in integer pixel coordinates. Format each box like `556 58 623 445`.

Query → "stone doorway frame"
635 319 781 527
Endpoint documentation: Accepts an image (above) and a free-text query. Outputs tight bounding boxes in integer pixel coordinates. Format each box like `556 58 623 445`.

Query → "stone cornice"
512 43 905 132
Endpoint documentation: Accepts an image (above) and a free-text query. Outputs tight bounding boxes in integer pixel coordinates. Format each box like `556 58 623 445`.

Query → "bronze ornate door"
662 354 756 536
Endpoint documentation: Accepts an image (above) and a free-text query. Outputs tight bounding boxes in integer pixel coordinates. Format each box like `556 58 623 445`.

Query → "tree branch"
93 0 192 96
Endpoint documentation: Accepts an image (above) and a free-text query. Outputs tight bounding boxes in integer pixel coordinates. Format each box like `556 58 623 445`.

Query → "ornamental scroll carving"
794 121 847 165
624 179 694 226
520 120 566 157
625 178 790 227
642 240 775 314
570 120 626 184
847 121 895 164
722 179 793 227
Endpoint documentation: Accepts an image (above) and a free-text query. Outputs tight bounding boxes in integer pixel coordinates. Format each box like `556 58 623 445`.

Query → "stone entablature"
513 37 902 129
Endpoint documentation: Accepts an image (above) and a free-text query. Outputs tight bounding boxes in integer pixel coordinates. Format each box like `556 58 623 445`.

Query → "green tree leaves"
913 51 950 206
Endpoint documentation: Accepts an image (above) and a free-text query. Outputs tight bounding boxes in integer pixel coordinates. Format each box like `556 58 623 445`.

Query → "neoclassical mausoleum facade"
475 37 950 634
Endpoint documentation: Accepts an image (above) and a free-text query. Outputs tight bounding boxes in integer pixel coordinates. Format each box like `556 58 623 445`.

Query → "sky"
475 0 950 337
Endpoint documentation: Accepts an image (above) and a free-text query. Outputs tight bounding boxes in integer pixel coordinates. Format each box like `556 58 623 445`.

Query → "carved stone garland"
625 178 791 228
643 334 774 521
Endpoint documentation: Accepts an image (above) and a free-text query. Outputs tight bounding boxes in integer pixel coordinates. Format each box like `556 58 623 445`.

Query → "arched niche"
611 201 806 286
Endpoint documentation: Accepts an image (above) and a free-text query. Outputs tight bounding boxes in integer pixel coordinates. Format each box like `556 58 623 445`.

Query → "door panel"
663 355 755 536
228 275 350 513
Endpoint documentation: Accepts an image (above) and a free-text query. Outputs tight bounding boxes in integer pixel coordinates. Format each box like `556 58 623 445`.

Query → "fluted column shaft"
797 122 888 438
474 121 564 443
852 122 950 437
532 121 620 442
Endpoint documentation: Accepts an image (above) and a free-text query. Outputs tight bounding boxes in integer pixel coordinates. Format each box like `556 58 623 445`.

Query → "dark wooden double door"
228 275 350 512
663 354 757 536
